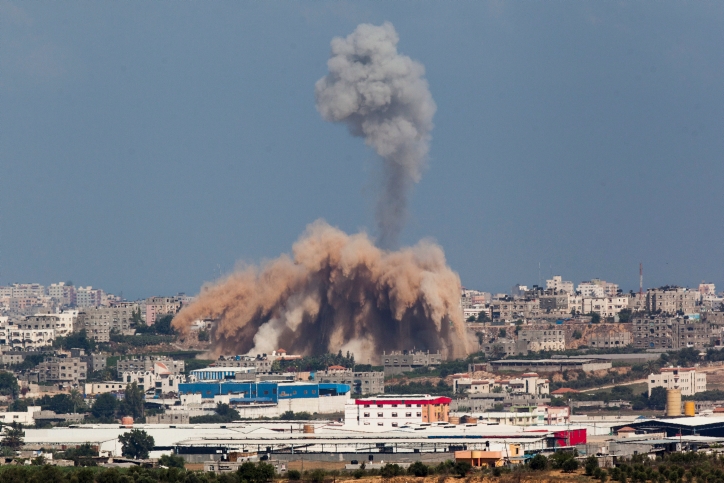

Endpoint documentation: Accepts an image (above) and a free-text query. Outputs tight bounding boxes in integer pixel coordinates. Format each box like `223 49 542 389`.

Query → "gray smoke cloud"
315 22 436 248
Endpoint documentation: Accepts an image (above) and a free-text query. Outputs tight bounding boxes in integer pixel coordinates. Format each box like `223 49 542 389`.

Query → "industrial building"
483 358 612 373
344 395 451 427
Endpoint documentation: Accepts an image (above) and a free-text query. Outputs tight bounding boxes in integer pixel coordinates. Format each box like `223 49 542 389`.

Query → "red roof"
328 365 346 370
551 388 580 395
355 397 451 406
277 349 287 353
617 426 636 433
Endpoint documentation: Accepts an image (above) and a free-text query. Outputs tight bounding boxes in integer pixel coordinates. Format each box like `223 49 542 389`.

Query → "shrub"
562 458 579 472
530 454 548 470
381 464 405 478
287 470 301 480
352 469 365 479
586 456 600 476
307 469 326 483
408 461 430 477
454 461 471 477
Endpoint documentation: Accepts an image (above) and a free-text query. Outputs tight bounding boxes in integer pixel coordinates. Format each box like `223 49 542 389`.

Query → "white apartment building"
648 367 706 396
453 372 549 396
546 276 574 294
518 328 565 352
48 282 76 306
32 310 78 337
75 287 104 308
344 394 450 428
122 371 185 397
0 319 55 350
84 381 128 395
568 295 630 317
577 282 606 298
0 406 41 425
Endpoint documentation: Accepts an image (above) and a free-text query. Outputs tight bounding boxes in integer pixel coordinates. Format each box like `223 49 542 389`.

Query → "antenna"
639 263 643 297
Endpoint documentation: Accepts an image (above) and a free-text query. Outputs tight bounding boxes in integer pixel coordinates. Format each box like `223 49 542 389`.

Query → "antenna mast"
639 263 643 297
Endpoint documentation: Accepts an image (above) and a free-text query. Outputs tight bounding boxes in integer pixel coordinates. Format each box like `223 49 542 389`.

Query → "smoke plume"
172 220 469 362
315 22 436 248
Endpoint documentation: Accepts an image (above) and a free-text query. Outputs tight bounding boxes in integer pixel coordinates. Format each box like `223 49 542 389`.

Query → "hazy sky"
2 1 724 300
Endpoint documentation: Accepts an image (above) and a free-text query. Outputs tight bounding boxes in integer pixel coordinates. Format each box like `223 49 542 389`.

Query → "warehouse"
614 417 724 438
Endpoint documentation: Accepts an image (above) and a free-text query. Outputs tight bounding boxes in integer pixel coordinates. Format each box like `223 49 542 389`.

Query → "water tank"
448 416 460 425
121 416 134 427
465 417 478 425
684 401 696 417
666 389 682 417
303 424 315 434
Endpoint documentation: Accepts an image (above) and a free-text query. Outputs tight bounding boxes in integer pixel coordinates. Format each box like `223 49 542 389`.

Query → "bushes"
529 454 548 470
287 469 301 480
381 464 406 478
408 461 429 477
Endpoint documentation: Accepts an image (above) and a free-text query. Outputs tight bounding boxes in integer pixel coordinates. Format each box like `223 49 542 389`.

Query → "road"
579 377 648 393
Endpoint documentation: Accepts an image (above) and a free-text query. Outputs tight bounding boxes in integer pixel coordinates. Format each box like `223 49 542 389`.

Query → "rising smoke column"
172 220 469 362
315 22 436 248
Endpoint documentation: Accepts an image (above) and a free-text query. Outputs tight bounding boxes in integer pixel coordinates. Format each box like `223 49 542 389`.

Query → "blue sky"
2 1 723 299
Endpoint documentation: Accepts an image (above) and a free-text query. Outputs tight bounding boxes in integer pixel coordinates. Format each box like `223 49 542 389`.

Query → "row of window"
363 412 421 417
363 403 422 408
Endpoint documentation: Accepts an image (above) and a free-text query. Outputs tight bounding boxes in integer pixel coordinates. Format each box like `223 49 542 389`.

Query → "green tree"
120 383 144 420
408 461 429 477
589 312 601 324
572 330 583 340
118 429 155 459
529 454 548 470
55 329 95 352
466 315 476 322
130 307 144 327
287 470 301 481
498 328 507 338
158 454 185 468
154 314 176 335
477 311 490 322
454 461 472 477
1 422 24 451
649 386 668 410
585 455 600 476
307 469 326 483
63 442 98 466
381 464 405 477
562 458 579 472
92 393 118 421
0 371 20 398
237 461 275 483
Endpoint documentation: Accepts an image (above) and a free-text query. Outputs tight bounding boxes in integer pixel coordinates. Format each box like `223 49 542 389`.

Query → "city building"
122 369 185 396
81 305 138 335
648 367 706 396
482 358 612 373
75 286 104 308
344 394 451 427
452 372 549 396
546 276 574 294
588 329 632 348
47 283 76 307
0 320 55 350
646 287 698 315
316 366 385 395
145 296 185 326
633 314 710 350
517 328 565 352
116 357 185 375
37 356 87 384
382 349 442 375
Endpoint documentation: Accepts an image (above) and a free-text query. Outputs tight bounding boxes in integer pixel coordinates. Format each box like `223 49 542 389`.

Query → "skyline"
2 2 724 299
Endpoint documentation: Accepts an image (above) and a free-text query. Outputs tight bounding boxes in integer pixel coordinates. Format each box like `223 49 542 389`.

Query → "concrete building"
145 296 184 326
116 356 185 375
479 339 529 358
122 370 185 397
0 321 55 350
646 287 698 315
483 358 612 373
76 310 110 342
316 366 385 395
648 367 706 396
517 328 565 352
31 310 78 337
452 373 549 396
37 356 87 384
588 329 632 348
0 406 41 425
146 413 190 424
539 294 568 312
80 305 138 335
382 350 442 375
70 349 107 373
546 276 574 294
47 283 76 307
490 298 541 322
84 381 128 395
633 314 710 350
577 282 605 298
75 286 104 308
344 394 450 428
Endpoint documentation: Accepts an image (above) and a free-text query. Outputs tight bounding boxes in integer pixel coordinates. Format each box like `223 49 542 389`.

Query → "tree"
120 383 144 420
529 454 548 470
92 393 118 421
158 454 185 468
454 461 472 477
572 330 583 340
237 461 275 483
0 371 19 398
118 429 154 459
649 386 668 410
589 312 601 324
618 309 632 323
287 470 301 481
130 307 144 327
408 461 429 477
466 315 476 322
562 458 579 472
154 314 176 335
1 422 24 451
498 328 507 338
477 311 490 322
585 455 599 476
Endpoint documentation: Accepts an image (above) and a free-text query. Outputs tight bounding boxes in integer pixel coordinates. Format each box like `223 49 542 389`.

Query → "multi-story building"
344 394 450 428
452 372 549 396
0 319 55 350
122 370 185 397
75 287 104 308
80 305 138 335
490 298 541 321
31 310 78 337
633 314 710 350
47 283 76 307
145 296 185 326
480 339 529 357
37 356 87 384
588 329 632 348
646 287 698 315
648 367 706 396
116 356 185 375
539 293 569 312
69 349 107 373
517 328 565 352
381 350 442 375
8 284 46 298
546 276 574 294
76 311 110 342
577 282 605 298
316 366 384 395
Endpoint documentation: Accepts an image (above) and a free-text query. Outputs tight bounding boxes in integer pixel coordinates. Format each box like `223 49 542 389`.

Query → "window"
363 413 370 417
391 412 398 417
405 412 412 417
378 422 384 426
391 422 398 427
377 413 383 417
417 412 421 417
